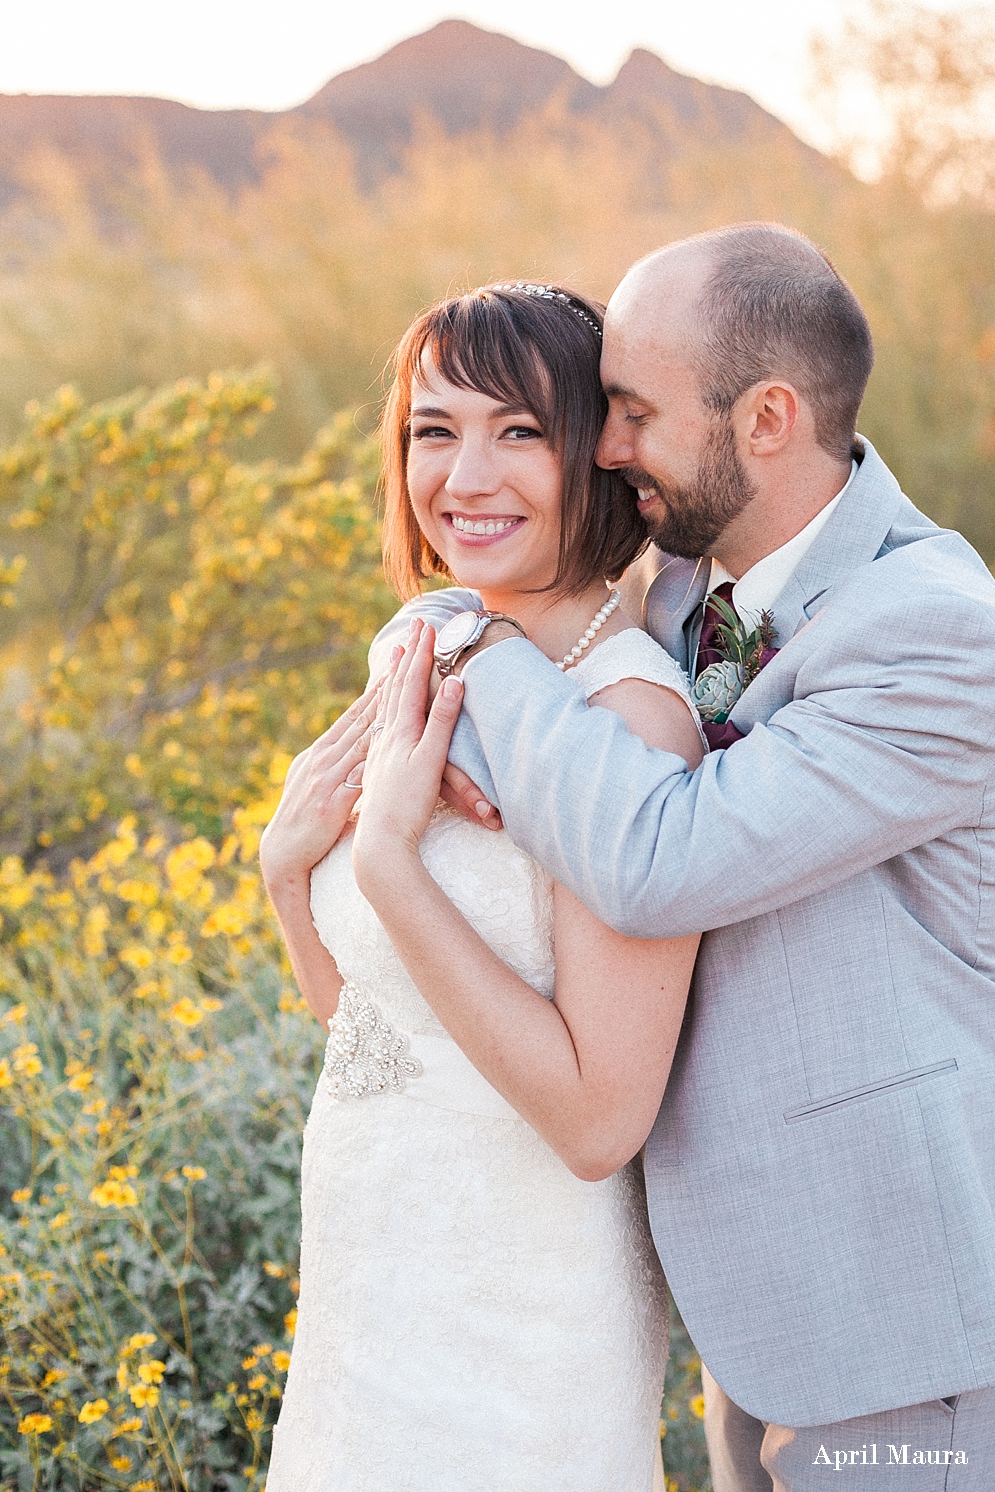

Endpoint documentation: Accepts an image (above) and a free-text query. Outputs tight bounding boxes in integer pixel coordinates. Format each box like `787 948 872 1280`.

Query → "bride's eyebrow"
409 402 538 420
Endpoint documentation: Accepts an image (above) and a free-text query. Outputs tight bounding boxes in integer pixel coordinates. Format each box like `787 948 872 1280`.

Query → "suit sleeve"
452 573 995 938
367 587 482 682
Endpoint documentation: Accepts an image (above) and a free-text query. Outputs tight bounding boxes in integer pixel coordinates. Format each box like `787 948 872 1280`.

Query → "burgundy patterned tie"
695 582 745 751
696 581 736 675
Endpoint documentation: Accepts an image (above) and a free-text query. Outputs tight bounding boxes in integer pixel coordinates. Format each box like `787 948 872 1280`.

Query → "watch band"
435 611 527 676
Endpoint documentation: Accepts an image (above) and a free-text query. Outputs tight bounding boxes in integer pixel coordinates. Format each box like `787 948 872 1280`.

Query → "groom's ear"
741 381 800 457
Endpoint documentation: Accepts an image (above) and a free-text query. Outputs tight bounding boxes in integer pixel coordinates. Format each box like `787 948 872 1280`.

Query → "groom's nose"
595 407 634 470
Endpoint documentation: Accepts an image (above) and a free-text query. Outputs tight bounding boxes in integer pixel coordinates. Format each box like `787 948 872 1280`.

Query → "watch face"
436 611 485 655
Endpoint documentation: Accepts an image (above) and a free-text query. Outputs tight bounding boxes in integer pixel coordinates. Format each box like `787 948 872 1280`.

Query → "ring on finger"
369 722 386 735
342 775 364 790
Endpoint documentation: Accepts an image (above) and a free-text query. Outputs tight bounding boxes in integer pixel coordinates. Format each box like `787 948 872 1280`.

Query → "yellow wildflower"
11 1188 31 1204
116 1363 129 1391
90 1178 138 1209
82 1097 106 1114
116 879 157 905
284 1307 297 1338
110 1416 142 1437
13 1043 42 1076
43 1369 68 1386
201 904 247 937
109 1453 132 1471
201 996 223 1013
0 1060 12 1088
146 909 167 937
166 942 193 964
167 838 216 877
67 1068 94 1091
252 1342 272 1356
181 1165 206 1181
133 980 159 999
690 1393 705 1419
0 1003 27 1025
168 997 203 1028
78 1398 109 1423
108 1164 138 1180
121 1332 157 1357
247 1373 266 1390
119 946 154 970
49 1211 71 1229
241 1356 258 1370
18 1413 53 1434
137 1361 165 1385
262 1261 285 1278
244 1408 264 1432
128 1383 159 1408
134 1481 157 1490
272 1351 291 1372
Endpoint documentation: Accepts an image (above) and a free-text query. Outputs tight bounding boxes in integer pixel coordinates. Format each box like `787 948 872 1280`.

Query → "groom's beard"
622 416 757 559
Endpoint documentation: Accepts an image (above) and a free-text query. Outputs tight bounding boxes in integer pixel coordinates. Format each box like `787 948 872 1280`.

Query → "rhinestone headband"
492 282 603 340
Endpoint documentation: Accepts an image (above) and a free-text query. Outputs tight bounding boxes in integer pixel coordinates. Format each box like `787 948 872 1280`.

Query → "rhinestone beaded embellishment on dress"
323 982 422 1100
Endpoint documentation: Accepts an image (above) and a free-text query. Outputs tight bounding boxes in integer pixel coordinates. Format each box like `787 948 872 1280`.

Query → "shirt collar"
708 460 858 624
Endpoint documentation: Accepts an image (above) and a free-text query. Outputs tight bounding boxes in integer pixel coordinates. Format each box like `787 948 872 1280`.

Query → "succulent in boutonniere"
692 597 777 724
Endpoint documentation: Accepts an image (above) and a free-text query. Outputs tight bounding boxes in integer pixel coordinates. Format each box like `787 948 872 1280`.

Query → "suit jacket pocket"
783 1058 958 1123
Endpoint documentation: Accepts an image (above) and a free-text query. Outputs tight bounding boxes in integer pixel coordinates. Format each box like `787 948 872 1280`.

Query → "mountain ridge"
0 19 825 203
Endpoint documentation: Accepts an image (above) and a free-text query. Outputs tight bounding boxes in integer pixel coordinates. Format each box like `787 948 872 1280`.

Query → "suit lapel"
643 555 710 673
767 444 907 650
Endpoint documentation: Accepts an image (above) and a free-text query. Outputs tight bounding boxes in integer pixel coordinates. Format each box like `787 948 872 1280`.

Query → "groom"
373 225 995 1489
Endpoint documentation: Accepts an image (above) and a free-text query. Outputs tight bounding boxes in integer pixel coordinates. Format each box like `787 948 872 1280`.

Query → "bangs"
406 297 559 443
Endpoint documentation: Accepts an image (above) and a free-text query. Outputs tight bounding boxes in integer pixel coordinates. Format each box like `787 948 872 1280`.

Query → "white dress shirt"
708 461 858 625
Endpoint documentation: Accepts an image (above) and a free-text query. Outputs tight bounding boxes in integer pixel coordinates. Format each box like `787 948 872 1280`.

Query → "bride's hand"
259 676 384 890
353 621 464 890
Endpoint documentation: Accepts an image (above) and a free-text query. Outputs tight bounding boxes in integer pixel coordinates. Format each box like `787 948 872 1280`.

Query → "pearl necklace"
555 589 622 671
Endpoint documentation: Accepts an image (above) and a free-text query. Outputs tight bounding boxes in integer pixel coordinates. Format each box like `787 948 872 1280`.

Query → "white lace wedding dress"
267 630 705 1492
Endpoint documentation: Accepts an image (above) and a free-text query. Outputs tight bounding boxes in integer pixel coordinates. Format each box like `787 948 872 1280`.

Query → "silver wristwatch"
433 610 526 677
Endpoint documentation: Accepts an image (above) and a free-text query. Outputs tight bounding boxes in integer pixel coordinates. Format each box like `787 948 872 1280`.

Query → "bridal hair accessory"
556 588 621 671
492 282 603 340
692 596 777 723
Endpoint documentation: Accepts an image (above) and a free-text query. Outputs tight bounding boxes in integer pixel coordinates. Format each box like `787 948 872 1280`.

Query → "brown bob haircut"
380 284 648 599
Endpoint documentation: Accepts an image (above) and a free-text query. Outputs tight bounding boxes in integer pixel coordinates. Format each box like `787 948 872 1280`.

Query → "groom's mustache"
618 465 662 498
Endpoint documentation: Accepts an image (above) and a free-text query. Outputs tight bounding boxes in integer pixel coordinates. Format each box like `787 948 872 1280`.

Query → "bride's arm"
260 681 381 1024
353 625 703 1181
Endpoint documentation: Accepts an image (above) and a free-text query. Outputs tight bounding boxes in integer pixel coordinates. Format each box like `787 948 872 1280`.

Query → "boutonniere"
692 598 777 724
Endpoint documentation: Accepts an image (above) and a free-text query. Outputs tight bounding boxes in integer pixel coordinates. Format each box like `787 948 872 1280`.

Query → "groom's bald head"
608 224 873 463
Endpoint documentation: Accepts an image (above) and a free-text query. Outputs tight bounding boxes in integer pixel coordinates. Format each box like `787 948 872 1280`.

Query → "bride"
261 283 706 1491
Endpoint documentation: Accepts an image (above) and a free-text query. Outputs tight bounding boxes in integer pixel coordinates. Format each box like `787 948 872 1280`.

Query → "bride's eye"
410 424 454 441
503 424 543 442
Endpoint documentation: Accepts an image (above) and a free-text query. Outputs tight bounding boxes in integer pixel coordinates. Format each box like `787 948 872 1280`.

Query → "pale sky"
0 0 986 150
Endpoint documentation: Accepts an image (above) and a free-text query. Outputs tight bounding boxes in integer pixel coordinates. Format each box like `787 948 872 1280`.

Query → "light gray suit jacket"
370 440 995 1426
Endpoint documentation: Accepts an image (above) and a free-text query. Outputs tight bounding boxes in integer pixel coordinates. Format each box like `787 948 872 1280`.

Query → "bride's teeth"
450 516 520 533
